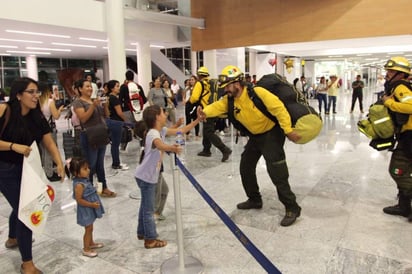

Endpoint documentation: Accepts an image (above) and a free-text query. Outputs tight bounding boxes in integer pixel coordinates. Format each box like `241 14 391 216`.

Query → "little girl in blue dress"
69 157 105 257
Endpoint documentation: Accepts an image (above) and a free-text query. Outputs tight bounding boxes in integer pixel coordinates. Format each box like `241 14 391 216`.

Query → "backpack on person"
227 73 322 144
189 78 221 118
357 80 412 151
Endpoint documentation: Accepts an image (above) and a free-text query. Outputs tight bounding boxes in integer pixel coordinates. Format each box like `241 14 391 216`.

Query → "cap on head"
218 65 244 88
384 56 411 75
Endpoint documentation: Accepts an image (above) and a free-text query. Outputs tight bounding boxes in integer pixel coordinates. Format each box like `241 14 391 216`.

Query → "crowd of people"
1 57 412 273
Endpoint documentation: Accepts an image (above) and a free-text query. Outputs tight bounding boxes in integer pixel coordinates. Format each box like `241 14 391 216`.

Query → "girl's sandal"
144 239 167 249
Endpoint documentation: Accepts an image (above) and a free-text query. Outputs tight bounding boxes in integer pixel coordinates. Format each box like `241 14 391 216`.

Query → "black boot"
383 192 411 217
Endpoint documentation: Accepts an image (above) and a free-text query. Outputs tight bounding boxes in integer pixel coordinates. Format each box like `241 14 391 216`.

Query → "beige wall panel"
191 0 412 51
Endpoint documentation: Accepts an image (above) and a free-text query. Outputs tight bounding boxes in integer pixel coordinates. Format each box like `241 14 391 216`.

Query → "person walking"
380 57 412 221
350 74 365 113
199 65 302 227
189 66 232 162
0 77 64 274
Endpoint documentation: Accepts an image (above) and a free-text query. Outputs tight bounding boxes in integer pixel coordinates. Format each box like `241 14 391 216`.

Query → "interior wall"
191 0 412 51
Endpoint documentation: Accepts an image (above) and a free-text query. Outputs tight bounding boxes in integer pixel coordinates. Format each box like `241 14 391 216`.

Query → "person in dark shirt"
0 77 64 274
350 75 365 113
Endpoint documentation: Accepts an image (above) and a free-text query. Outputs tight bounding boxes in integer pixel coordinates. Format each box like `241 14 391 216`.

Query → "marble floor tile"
1 91 412 273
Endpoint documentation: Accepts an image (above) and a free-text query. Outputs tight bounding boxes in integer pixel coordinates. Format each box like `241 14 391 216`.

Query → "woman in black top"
106 80 129 170
0 77 64 274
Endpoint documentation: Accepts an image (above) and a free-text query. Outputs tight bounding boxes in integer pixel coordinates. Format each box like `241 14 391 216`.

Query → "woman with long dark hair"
0 77 64 274
72 79 116 197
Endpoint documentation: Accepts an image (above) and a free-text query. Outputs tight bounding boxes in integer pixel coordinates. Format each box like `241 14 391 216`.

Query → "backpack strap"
227 84 280 136
0 103 11 137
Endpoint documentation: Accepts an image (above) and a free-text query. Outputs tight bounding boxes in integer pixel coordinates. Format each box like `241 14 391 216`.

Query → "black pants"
0 161 33 261
202 118 227 153
350 91 363 111
239 125 300 211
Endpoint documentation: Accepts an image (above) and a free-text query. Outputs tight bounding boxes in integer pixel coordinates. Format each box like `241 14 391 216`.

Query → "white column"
203 50 217 78
136 41 151 92
236 47 245 74
105 0 127 81
191 50 197 76
26 55 38 81
249 51 256 75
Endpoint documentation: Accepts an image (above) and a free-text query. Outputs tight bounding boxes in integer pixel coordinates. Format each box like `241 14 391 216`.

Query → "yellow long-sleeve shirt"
203 86 293 135
383 82 412 132
189 79 211 107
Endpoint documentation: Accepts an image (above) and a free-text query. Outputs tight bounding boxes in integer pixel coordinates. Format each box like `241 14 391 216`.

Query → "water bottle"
175 130 185 163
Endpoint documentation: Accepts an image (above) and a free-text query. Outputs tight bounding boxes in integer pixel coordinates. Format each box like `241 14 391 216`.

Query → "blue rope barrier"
175 156 282 274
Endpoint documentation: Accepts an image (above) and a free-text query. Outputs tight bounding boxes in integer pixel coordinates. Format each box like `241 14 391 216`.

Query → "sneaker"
383 204 410 217
237 199 263 210
280 208 301 227
221 148 232 162
197 151 212 157
112 164 129 170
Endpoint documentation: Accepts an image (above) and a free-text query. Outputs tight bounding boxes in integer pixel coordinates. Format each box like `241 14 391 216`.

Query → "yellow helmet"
197 66 209 76
218 65 244 88
384 56 411 74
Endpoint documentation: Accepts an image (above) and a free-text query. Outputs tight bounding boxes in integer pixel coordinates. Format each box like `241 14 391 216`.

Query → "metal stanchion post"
161 154 203 274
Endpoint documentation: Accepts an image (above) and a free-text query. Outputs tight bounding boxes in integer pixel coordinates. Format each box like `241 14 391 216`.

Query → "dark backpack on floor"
227 73 322 144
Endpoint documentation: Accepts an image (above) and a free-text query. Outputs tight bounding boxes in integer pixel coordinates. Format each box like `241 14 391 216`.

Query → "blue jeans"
136 178 157 239
327 95 337 113
80 132 108 189
317 93 327 113
106 119 123 167
0 161 33 261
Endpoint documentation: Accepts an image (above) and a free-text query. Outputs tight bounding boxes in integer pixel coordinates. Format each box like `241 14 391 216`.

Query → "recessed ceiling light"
52 42 96 48
356 53 372 56
6 30 70 38
150 45 165 48
0 38 42 44
388 52 404 55
26 47 71 52
0 45 18 49
0 53 11 56
7 50 51 55
79 37 107 42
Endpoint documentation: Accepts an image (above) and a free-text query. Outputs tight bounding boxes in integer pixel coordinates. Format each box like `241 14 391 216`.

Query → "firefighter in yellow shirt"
189 66 232 162
199 65 301 227
381 56 412 221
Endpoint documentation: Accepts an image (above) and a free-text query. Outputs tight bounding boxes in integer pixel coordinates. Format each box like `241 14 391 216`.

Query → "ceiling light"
26 47 71 52
103 46 136 52
0 45 18 49
6 30 70 38
0 53 11 56
150 45 165 48
52 42 96 48
0 38 42 43
79 37 107 42
7 50 51 55
356 53 371 56
388 52 404 55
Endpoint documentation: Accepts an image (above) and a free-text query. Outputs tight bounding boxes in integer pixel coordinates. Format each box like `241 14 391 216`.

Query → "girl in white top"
134 105 200 248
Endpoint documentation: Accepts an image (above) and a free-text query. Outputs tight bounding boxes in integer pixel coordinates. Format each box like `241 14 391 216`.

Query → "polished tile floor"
1 89 412 274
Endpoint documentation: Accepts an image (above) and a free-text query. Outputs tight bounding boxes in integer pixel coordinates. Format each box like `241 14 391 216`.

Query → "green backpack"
357 102 395 140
